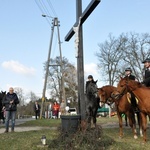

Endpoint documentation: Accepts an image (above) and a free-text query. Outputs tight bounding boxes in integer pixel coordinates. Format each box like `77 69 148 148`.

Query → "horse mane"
122 77 143 90
100 85 117 91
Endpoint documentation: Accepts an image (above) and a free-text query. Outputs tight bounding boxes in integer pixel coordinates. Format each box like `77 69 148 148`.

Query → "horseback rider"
124 68 138 112
124 67 136 80
85 75 95 93
142 57 150 87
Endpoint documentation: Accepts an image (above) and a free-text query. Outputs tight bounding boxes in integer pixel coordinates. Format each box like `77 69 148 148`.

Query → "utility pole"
56 18 66 105
65 0 100 120
40 17 66 119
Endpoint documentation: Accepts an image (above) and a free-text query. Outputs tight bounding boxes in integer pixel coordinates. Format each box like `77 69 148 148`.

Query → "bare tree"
14 87 24 106
64 63 78 102
121 32 150 81
27 91 39 102
14 87 25 118
45 56 77 102
96 32 150 85
96 34 126 85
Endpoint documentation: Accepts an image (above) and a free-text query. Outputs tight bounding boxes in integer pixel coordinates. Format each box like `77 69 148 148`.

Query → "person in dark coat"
2 87 19 133
34 101 41 119
124 68 138 112
124 67 136 80
85 75 95 93
142 58 150 87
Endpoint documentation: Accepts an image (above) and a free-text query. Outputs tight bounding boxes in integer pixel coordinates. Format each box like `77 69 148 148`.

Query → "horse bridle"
86 82 98 97
113 82 128 100
99 91 114 108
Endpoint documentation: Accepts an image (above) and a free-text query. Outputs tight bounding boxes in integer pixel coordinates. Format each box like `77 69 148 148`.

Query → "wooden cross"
65 0 101 120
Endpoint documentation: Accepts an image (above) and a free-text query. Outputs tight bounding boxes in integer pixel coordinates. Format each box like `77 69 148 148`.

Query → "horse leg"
136 112 143 137
117 112 123 138
128 111 138 139
93 111 97 128
86 109 91 129
87 115 91 129
125 114 128 126
140 113 147 143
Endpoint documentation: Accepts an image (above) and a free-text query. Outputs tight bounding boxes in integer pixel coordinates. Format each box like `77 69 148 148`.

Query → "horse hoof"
119 136 123 139
141 141 146 145
134 135 138 139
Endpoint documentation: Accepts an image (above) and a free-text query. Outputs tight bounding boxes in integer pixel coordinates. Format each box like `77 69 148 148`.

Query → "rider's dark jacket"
142 68 150 87
125 74 135 80
2 92 19 111
124 74 137 110
85 80 94 94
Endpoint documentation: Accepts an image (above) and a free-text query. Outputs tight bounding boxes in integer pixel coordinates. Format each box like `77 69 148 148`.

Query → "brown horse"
112 77 150 143
98 85 142 139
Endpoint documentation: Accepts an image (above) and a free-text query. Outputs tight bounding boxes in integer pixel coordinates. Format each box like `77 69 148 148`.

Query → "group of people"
48 100 65 119
86 57 150 88
47 101 60 119
86 57 150 114
34 100 65 119
124 57 150 87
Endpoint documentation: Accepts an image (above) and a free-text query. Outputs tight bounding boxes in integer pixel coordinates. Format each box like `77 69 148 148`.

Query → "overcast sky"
0 0 150 99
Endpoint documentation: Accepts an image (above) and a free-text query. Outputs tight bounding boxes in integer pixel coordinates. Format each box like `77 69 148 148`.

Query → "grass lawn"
97 116 150 150
0 117 150 150
17 118 61 127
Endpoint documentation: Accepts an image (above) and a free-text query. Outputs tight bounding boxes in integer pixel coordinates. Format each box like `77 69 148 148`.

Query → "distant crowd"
34 100 65 119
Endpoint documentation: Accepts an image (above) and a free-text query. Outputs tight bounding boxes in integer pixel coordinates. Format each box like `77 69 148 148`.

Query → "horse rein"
114 85 127 100
99 92 114 108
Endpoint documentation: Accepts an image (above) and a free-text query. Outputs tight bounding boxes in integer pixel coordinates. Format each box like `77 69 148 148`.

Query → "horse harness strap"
105 97 114 108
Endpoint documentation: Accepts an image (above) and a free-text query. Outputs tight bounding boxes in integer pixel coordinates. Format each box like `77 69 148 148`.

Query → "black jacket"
125 74 135 80
85 80 95 94
2 92 19 111
143 68 150 87
34 104 41 112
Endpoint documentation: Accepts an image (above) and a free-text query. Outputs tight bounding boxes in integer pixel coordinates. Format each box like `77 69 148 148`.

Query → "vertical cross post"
76 0 85 119
65 0 100 121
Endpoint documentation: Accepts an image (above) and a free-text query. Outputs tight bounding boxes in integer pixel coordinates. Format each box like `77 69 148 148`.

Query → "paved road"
0 118 35 127
0 118 57 134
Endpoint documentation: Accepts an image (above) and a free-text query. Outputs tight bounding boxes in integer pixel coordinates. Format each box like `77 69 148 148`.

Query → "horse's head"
86 80 98 96
111 77 130 99
98 87 107 104
112 76 143 100
0 91 6 100
98 85 117 106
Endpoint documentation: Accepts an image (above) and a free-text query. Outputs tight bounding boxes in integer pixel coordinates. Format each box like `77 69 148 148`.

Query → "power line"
34 0 59 27
40 0 53 18
34 0 51 26
47 0 58 17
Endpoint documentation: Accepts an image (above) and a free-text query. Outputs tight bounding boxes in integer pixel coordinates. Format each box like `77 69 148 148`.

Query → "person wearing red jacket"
52 101 60 119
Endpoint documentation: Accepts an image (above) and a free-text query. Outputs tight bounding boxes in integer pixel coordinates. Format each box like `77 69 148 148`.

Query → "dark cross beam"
65 0 100 120
65 0 100 41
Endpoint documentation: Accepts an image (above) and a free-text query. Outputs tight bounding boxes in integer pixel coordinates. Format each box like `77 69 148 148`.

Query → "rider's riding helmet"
125 67 132 72
142 58 150 63
88 75 93 79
